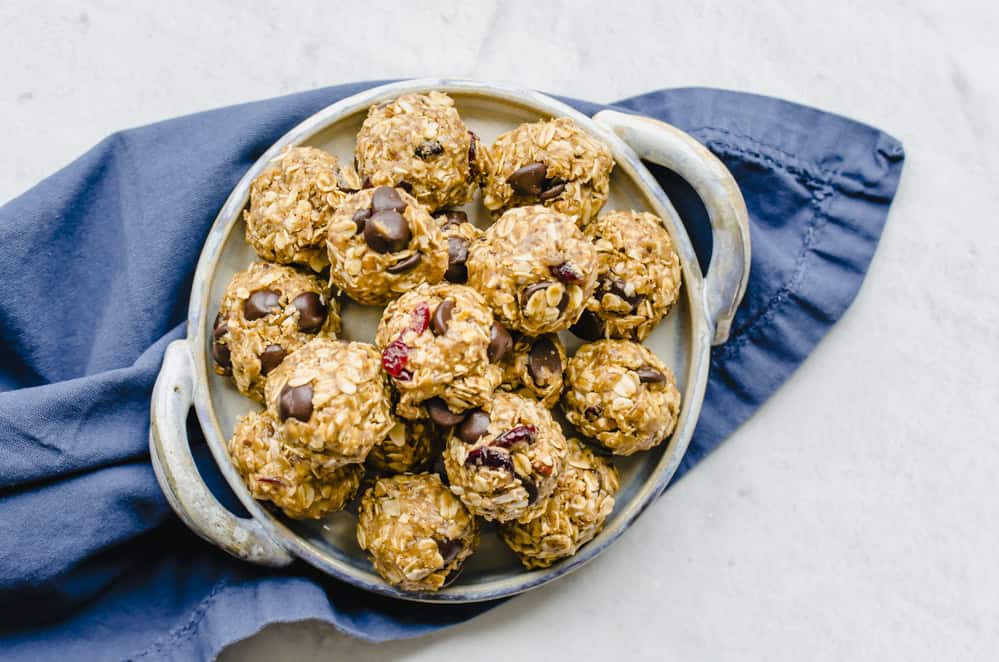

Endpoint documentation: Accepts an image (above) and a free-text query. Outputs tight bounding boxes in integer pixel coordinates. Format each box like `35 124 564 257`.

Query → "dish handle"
593 109 751 345
149 339 293 566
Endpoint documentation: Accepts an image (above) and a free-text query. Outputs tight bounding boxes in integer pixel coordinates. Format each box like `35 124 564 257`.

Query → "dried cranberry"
549 261 583 284
408 302 431 335
381 339 411 380
491 424 537 449
465 447 514 472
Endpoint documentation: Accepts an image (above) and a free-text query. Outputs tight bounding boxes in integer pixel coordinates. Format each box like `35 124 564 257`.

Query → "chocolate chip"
465 447 513 472
362 176 373 189
487 322 513 363
636 367 668 384
444 236 469 283
415 140 444 159
278 383 313 422
584 404 602 419
528 337 561 386
244 289 281 320
520 476 539 504
292 292 327 333
425 397 466 427
386 253 421 273
431 299 454 336
467 131 479 180
352 208 371 235
259 344 286 375
456 410 490 444
364 210 411 253
436 210 468 229
397 180 413 193
557 289 571 313
539 182 565 201
371 186 406 212
507 162 547 196
213 313 227 339
211 314 231 373
435 538 463 565
604 277 641 309
570 309 605 340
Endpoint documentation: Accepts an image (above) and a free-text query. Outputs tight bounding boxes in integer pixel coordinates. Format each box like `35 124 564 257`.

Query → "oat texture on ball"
354 92 483 212
563 340 681 455
227 410 363 520
264 338 395 466
497 332 566 408
466 205 597 335
375 282 502 420
443 392 568 523
482 117 614 225
244 146 362 271
366 419 437 475
500 437 620 569
326 186 447 305
213 262 340 402
572 210 682 342
357 473 479 592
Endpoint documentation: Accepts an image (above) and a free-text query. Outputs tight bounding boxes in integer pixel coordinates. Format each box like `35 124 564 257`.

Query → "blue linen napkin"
0 82 904 660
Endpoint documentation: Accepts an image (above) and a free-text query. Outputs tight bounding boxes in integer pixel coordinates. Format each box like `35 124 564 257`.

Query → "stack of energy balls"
214 91 683 591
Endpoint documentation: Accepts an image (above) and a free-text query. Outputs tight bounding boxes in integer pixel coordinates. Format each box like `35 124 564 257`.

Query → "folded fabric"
0 82 904 660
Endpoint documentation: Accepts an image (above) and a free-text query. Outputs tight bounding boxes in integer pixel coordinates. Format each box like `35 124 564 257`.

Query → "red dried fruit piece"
491 424 537 449
408 302 431 335
381 339 411 380
257 476 287 486
465 447 514 472
533 462 553 477
549 261 583 284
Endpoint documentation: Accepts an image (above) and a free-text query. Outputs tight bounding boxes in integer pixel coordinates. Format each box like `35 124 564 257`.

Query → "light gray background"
3 1 997 660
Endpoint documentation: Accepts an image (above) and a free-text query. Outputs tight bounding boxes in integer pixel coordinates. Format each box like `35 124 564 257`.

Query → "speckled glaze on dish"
149 79 751 603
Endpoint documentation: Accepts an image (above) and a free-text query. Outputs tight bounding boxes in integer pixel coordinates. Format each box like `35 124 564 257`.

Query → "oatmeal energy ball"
357 473 478 592
434 210 481 285
466 205 597 335
227 410 363 520
563 340 681 455
354 92 483 211
375 282 502 420
482 117 614 225
366 419 436 475
327 186 447 305
498 333 566 408
244 146 362 271
443 392 568 523
500 437 619 569
572 210 682 342
264 338 395 466
213 262 340 402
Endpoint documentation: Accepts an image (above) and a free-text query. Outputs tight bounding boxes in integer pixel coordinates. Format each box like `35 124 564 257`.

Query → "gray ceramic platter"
149 78 751 603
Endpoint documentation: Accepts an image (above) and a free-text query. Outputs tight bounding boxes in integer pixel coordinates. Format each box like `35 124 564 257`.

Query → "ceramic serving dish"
149 78 751 602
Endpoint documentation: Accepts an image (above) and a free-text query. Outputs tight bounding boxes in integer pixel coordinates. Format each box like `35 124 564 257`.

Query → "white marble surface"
3 1 997 659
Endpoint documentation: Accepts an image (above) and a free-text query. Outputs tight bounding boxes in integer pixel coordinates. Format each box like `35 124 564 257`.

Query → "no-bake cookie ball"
497 333 566 408
375 283 502 420
366 419 437 475
443 392 568 523
264 338 395 466
357 473 478 592
326 186 447 305
563 340 681 455
354 92 483 211
244 146 362 271
434 210 482 285
213 262 340 402
572 210 682 342
482 117 614 225
500 437 619 568
227 410 363 520
466 205 597 335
